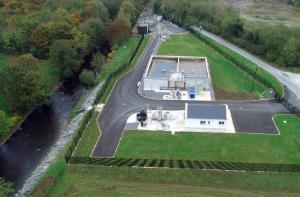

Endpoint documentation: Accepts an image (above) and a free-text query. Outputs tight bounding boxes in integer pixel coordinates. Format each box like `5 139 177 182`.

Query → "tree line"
154 0 300 69
288 0 300 7
0 0 146 140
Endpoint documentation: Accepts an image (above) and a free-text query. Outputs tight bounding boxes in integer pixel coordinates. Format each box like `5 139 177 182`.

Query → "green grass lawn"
116 115 300 164
73 112 100 157
73 35 152 157
158 35 268 99
32 158 300 196
32 115 300 196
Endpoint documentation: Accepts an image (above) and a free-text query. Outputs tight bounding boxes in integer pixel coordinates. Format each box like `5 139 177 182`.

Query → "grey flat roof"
187 104 227 120
147 56 209 78
148 61 177 77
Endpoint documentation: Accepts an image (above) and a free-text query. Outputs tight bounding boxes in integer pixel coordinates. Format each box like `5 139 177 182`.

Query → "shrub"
79 69 96 87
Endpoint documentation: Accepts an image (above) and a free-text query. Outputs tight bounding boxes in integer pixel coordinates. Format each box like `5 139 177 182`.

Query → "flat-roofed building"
142 55 213 100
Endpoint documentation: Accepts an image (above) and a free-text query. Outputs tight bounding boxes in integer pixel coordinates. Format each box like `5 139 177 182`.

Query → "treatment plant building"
142 55 214 100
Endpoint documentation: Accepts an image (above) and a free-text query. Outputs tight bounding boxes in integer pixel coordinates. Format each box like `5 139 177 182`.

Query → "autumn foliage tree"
105 18 131 48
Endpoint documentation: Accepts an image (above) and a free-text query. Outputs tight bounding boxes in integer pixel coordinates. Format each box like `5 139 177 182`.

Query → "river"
0 79 85 190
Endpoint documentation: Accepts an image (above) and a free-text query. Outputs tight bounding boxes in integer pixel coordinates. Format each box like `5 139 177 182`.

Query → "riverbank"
0 56 61 147
18 35 144 195
0 110 33 147
18 82 103 195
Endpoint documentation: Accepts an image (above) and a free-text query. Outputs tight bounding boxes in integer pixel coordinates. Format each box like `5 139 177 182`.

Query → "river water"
0 80 85 190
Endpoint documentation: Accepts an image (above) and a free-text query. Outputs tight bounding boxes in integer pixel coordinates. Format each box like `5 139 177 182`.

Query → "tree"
0 111 11 137
2 31 28 55
0 54 48 113
81 18 104 50
30 8 77 58
0 110 18 138
104 18 131 48
79 69 96 87
280 38 300 67
82 0 110 23
261 25 287 62
0 178 13 197
102 0 123 19
91 51 106 73
219 11 244 38
118 0 137 25
49 39 81 79
153 0 162 14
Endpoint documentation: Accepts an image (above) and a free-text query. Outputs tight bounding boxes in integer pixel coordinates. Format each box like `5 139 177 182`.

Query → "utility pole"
251 66 258 92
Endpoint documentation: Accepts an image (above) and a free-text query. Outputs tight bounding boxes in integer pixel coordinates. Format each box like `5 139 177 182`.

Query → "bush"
0 177 14 196
79 69 96 87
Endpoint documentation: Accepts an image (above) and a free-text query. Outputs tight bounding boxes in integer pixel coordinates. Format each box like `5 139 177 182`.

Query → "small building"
184 104 231 131
137 23 149 34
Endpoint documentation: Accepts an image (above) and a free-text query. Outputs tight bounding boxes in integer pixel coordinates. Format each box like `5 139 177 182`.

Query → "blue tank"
189 87 196 99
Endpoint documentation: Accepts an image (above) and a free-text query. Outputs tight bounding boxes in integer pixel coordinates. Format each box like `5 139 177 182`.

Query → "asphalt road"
92 34 288 158
194 27 300 108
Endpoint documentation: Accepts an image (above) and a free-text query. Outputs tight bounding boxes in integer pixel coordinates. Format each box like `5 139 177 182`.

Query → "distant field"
217 0 300 27
158 34 267 99
116 115 300 164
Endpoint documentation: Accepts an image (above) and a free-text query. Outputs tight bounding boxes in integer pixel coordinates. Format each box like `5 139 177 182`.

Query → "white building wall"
185 78 210 91
144 78 168 91
184 118 228 131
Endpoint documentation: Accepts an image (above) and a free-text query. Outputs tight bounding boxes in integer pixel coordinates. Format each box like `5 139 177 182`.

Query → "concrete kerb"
89 35 155 158
89 111 102 158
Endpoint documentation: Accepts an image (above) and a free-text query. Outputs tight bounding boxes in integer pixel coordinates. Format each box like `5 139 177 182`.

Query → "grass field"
73 112 100 157
32 113 300 195
32 142 300 196
216 0 300 28
73 35 152 157
32 156 300 196
116 115 300 164
158 34 269 99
